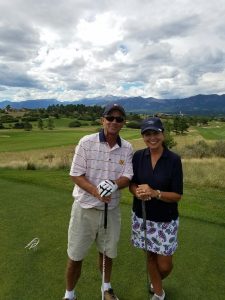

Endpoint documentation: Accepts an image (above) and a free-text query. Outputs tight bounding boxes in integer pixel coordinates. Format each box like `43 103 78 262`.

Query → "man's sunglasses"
105 115 125 123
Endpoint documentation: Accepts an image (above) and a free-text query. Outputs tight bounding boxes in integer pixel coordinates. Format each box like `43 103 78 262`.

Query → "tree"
173 116 189 134
68 120 81 127
5 104 11 112
126 121 141 129
24 121 32 131
47 118 54 130
13 122 24 129
38 118 44 130
163 119 176 148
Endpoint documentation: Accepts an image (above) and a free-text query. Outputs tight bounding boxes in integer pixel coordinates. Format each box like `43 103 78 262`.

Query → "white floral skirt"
131 212 179 256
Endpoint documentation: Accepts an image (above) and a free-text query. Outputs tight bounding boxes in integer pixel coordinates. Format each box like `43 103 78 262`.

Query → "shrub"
0 115 15 123
180 140 211 158
212 140 225 157
24 121 32 131
44 153 55 163
68 120 81 128
22 116 39 122
126 121 141 129
90 120 100 126
26 162 36 170
164 132 177 149
13 122 25 129
47 118 54 130
78 115 93 121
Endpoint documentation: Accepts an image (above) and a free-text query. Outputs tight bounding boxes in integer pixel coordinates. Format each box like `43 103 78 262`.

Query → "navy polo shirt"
132 147 183 222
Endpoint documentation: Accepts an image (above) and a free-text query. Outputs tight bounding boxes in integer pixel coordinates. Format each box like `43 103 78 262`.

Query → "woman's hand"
136 184 155 201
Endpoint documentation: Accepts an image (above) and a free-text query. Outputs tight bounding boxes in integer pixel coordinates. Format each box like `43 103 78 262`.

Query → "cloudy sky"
1 0 225 102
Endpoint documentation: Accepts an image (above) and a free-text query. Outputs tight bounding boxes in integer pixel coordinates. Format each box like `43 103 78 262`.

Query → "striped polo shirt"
70 129 133 209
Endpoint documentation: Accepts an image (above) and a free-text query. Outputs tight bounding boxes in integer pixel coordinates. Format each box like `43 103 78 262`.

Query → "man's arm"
71 175 111 202
71 175 101 199
114 176 130 190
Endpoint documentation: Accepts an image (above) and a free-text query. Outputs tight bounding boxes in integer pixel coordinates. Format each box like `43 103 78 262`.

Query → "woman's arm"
136 184 182 203
129 182 139 197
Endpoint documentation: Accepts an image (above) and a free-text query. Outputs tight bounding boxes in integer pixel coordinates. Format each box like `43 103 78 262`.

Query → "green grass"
0 169 225 299
0 128 96 152
51 117 80 128
0 168 72 192
2 120 224 153
1 122 225 299
0 127 140 152
195 123 225 140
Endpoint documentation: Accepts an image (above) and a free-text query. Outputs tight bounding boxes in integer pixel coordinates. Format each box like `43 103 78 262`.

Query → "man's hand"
97 180 118 197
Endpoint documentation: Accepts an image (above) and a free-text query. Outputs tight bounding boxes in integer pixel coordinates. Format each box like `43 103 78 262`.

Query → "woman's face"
142 130 164 150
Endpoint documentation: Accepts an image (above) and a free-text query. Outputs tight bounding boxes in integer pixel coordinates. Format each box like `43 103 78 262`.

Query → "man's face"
102 109 125 136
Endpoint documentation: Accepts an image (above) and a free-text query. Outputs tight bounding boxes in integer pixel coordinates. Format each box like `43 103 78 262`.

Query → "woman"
129 117 183 300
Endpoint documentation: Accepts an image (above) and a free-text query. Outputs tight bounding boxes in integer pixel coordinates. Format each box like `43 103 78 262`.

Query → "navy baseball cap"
141 117 164 134
103 103 126 117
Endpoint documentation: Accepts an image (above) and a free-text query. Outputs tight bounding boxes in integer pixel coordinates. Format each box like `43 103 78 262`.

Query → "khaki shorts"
67 201 121 261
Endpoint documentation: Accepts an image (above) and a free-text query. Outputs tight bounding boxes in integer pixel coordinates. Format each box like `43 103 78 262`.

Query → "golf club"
102 202 108 300
141 200 151 299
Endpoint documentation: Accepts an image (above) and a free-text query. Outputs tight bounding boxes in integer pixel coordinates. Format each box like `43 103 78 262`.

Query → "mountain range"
1 94 225 115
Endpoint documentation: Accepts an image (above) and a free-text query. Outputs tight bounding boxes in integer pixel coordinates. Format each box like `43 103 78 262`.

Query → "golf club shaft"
102 203 108 300
142 201 150 298
104 202 108 229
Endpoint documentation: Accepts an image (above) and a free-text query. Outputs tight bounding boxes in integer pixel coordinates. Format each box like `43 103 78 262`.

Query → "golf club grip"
142 201 146 229
104 203 108 229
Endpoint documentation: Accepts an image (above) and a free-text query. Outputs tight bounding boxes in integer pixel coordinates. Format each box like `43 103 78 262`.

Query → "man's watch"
156 190 161 199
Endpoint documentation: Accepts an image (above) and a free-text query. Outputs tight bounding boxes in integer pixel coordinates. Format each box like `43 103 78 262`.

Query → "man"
63 103 133 300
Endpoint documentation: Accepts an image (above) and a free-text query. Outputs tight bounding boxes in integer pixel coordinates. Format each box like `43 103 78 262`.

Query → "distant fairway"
0 169 225 300
0 128 96 152
195 122 225 140
1 120 224 154
0 127 140 152
0 127 141 168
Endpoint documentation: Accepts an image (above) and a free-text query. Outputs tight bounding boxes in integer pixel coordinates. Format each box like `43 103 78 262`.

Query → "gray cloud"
0 63 44 89
0 23 40 62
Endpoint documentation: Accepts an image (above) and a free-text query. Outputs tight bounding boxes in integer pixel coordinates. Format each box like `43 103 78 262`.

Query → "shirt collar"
99 129 122 147
144 146 169 157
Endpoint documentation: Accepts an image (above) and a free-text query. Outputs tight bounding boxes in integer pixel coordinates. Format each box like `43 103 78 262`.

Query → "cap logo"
147 120 154 124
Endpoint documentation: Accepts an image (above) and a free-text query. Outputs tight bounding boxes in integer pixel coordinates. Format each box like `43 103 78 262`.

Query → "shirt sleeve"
121 143 134 180
131 150 140 183
171 156 183 195
69 138 87 176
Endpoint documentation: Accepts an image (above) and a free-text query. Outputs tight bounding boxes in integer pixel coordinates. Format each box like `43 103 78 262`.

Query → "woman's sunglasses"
105 115 125 123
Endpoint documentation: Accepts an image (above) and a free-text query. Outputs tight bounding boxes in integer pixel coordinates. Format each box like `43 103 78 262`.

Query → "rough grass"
1 155 224 191
0 146 75 169
182 158 225 188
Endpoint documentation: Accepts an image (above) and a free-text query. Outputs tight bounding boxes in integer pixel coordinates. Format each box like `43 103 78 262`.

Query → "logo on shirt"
119 160 125 165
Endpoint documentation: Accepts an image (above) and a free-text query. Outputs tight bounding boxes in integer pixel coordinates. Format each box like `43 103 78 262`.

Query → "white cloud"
0 0 225 101
77 12 125 46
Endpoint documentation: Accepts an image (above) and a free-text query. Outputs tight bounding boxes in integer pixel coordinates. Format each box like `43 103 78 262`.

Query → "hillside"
0 94 225 115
